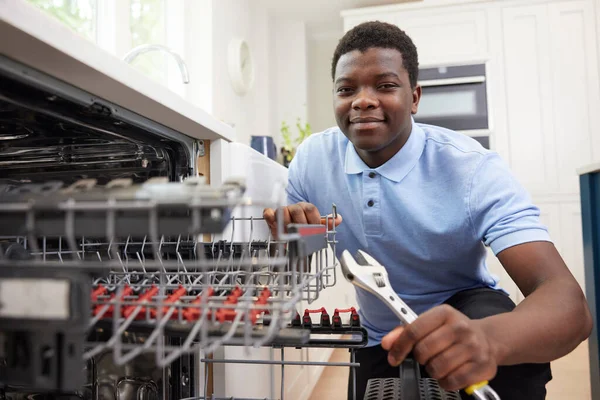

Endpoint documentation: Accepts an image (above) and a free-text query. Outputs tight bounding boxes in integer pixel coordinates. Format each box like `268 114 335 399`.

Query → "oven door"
415 64 488 132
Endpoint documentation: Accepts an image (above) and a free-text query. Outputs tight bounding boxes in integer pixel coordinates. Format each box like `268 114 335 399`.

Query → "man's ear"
411 85 422 115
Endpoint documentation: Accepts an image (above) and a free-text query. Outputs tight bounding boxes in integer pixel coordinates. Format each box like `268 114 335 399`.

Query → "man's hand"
262 202 343 238
381 305 498 392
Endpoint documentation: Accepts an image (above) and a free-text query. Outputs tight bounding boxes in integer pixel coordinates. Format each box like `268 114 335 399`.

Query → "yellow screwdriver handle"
464 381 501 399
464 381 489 395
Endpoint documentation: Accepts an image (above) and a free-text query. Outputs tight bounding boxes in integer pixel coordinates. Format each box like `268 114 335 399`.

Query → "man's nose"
352 89 379 110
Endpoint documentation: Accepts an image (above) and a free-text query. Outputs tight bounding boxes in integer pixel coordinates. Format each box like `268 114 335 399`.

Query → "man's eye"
337 87 353 93
379 83 398 90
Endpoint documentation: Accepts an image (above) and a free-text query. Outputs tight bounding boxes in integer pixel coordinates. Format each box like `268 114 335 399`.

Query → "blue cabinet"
579 169 600 400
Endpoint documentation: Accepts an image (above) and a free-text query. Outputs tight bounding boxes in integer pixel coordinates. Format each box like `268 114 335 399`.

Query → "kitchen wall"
212 0 271 148
183 0 213 114
186 0 272 147
307 32 341 133
269 18 309 152
184 1 312 153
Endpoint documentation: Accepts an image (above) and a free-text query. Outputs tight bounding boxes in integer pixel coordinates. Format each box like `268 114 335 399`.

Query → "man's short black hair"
331 21 419 88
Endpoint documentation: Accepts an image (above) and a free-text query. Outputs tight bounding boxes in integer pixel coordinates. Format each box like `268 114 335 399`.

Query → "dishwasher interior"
0 177 346 400
0 53 366 400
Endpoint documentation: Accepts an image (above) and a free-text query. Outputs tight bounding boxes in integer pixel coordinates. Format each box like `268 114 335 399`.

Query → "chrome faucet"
123 44 190 84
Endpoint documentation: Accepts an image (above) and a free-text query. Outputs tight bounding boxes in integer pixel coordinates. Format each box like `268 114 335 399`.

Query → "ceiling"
260 0 419 35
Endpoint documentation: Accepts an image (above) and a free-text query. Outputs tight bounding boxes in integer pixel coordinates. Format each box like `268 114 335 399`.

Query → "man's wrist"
474 316 511 366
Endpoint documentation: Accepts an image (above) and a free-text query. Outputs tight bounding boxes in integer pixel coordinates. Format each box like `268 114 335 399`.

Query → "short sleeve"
286 142 309 205
468 153 552 255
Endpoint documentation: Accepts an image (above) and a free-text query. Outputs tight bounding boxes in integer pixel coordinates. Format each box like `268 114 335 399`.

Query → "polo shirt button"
368 172 376 178
367 200 375 207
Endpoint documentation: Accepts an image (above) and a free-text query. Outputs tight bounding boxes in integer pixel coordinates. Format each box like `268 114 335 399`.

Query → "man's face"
333 47 421 167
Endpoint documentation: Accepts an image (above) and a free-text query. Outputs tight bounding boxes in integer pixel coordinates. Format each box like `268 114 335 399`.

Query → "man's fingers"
263 208 277 237
263 208 276 225
263 207 293 238
424 343 472 381
264 203 340 238
387 305 457 365
437 361 496 392
381 326 404 351
412 324 456 366
299 202 321 225
277 206 292 231
287 204 308 225
387 328 415 366
321 213 343 229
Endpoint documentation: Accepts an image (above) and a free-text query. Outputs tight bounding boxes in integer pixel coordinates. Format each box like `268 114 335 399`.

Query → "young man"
263 21 592 400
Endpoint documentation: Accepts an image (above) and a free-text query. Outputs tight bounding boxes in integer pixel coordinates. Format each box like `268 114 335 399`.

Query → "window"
129 0 166 84
27 0 97 42
27 0 186 97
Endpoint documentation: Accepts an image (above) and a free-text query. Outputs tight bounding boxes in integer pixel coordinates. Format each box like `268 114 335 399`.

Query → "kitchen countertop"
577 162 600 175
0 0 235 143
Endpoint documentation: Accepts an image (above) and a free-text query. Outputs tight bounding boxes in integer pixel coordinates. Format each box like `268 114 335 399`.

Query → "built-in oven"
415 63 490 149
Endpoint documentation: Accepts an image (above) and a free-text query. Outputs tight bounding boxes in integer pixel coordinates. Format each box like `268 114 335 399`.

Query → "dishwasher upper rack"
0 178 339 371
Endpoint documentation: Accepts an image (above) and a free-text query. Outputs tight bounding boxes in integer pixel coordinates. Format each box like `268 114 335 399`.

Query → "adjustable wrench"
340 249 500 400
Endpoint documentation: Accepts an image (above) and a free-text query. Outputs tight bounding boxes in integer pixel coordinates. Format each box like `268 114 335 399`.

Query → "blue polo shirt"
287 121 551 345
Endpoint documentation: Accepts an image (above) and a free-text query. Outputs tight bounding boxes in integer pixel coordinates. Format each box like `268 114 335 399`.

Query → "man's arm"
382 242 592 390
262 138 342 238
477 240 592 365
382 242 591 391
382 153 592 391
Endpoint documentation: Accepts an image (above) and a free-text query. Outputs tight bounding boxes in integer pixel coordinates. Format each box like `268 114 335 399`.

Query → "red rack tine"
150 285 187 319
183 287 215 322
93 285 134 318
122 285 159 319
249 288 271 324
215 286 244 323
91 284 108 303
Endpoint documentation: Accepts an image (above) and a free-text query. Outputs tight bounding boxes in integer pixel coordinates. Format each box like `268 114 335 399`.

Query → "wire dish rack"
0 177 341 396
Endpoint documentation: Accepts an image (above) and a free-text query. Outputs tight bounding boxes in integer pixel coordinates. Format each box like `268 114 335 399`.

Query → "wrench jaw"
340 250 400 311
340 251 419 327
356 249 383 268
340 250 360 283
340 250 383 295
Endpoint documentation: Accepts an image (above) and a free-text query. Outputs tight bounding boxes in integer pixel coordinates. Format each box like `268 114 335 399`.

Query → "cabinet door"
548 0 600 194
502 0 598 301
502 0 600 196
394 10 488 67
344 7 488 67
502 4 558 196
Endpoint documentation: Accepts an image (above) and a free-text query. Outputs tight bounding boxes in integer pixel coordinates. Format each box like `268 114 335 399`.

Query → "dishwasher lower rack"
362 359 462 400
0 178 341 398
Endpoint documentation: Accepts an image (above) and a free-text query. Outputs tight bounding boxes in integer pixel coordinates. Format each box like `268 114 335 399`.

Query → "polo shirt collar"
344 120 426 183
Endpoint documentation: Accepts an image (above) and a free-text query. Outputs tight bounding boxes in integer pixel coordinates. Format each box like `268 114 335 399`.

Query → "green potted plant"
280 118 312 168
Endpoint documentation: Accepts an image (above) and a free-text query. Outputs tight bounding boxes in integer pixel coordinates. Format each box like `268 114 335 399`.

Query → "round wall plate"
228 38 254 96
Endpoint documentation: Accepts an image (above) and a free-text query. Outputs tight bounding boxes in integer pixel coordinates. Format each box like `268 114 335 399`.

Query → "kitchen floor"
310 340 591 399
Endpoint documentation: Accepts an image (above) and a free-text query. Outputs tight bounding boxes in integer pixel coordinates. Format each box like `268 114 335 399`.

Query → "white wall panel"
502 5 559 195
549 1 600 193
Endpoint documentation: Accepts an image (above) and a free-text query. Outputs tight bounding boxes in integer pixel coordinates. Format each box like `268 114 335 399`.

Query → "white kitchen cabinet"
344 6 489 68
343 0 600 301
393 10 488 68
501 0 599 294
501 4 558 195
502 1 600 196
548 1 600 193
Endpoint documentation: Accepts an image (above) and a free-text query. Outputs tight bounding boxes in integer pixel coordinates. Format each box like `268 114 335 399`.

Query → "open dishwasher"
0 33 368 399
0 3 473 397
0 61 490 400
